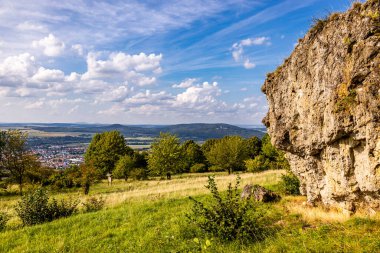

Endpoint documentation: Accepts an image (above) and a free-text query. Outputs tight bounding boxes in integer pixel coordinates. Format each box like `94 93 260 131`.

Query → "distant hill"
6 123 265 140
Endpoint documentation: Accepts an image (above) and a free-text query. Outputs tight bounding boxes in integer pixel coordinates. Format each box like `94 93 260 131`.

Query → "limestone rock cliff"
262 0 380 213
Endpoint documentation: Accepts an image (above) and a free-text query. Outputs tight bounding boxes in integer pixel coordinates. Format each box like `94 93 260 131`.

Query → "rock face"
262 0 380 212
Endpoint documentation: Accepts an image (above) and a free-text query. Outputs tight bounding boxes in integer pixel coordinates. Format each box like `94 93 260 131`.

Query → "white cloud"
243 59 255 69
124 90 172 106
240 37 271 46
17 21 45 31
72 44 84 56
231 37 270 69
32 34 65 57
25 99 45 109
32 67 65 82
82 51 162 87
0 53 36 80
68 105 79 114
172 78 197 88
174 81 221 106
97 85 130 102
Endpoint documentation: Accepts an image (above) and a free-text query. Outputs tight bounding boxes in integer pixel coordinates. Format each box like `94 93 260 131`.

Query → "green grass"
1 171 379 252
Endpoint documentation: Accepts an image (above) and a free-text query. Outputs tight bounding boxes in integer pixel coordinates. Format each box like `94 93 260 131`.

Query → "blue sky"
0 0 359 125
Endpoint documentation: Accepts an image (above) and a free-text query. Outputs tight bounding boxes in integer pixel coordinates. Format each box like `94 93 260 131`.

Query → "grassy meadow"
1 170 380 252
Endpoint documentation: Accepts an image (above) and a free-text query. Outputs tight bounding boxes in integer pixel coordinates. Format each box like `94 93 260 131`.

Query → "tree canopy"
84 131 133 176
0 130 40 194
181 140 206 172
147 133 184 178
205 136 248 174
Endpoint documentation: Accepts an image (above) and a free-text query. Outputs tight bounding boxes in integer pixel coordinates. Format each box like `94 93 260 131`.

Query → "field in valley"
1 170 380 253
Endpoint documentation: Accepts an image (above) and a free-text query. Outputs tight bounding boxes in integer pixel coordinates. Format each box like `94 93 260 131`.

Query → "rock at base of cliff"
241 184 281 202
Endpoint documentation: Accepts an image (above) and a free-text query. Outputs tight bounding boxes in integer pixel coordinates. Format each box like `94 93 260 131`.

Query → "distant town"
31 143 87 169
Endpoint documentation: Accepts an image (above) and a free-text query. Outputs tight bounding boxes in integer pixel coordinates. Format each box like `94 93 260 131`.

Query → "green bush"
0 212 8 231
190 163 207 173
82 197 105 212
15 188 79 226
208 165 224 172
244 156 269 172
280 172 300 195
48 198 79 219
129 168 148 180
187 176 272 241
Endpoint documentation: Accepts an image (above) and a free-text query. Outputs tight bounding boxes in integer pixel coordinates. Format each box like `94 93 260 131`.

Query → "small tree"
114 155 135 181
181 140 206 173
84 131 133 177
243 136 262 159
80 163 97 195
148 133 184 179
1 130 40 195
205 136 248 174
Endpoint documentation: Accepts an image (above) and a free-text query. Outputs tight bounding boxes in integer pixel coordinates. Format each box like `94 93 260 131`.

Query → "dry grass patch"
103 170 284 207
283 196 380 224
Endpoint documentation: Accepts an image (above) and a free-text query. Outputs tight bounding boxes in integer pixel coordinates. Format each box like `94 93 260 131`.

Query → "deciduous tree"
148 133 184 178
84 131 133 177
205 136 248 174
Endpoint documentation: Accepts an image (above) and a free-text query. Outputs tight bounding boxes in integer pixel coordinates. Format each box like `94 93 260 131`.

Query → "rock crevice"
262 0 380 212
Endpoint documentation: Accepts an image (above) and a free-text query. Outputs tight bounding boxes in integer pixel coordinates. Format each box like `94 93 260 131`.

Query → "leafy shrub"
0 212 8 231
208 165 223 172
190 163 207 173
187 176 272 241
280 172 300 195
15 188 79 226
15 188 51 225
129 168 148 180
48 198 79 219
245 156 269 172
82 197 105 212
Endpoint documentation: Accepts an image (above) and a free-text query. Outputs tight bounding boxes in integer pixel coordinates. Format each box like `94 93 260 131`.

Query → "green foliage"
187 176 271 241
0 212 8 231
190 163 207 173
114 152 148 181
0 130 41 194
47 167 81 189
80 163 98 195
48 198 80 220
15 188 49 225
85 131 133 176
243 136 262 159
129 168 148 180
148 132 184 178
15 188 79 226
261 134 279 160
201 139 218 154
1 172 380 252
244 155 269 172
247 134 290 172
26 166 56 185
280 172 301 195
114 155 135 181
181 140 206 172
82 197 105 212
205 136 248 174
335 89 357 112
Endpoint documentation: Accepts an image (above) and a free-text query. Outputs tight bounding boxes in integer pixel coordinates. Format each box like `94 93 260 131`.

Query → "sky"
0 0 360 125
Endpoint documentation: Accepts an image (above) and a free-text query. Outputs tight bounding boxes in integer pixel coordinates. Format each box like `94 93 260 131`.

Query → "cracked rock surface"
262 0 380 212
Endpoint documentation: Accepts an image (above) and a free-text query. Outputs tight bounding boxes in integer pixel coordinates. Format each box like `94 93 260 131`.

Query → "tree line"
0 129 289 195
84 131 289 180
